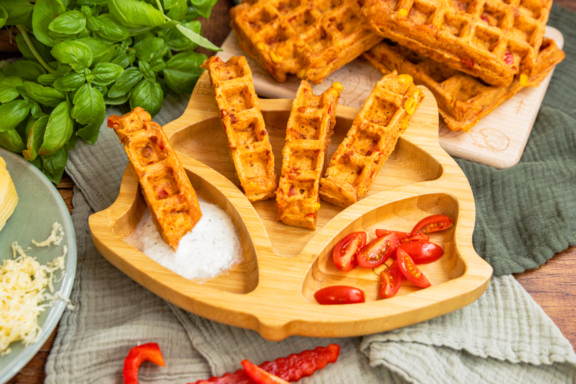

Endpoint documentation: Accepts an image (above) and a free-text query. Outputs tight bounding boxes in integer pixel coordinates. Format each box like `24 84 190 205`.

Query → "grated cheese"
0 223 71 356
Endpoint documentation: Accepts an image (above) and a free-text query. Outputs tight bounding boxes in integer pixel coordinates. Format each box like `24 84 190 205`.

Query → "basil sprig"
0 0 219 183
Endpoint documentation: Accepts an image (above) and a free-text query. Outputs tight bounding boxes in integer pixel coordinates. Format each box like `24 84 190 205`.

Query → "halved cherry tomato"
379 261 404 298
401 233 430 244
357 233 398 268
242 360 290 384
314 286 366 305
410 214 453 236
396 248 431 288
375 229 410 243
332 232 366 271
399 241 444 264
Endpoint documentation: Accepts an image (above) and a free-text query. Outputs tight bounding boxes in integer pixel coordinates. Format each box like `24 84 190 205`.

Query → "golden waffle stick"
108 107 202 250
276 81 341 229
362 0 552 87
364 38 564 132
230 0 382 84
201 56 278 202
319 72 424 208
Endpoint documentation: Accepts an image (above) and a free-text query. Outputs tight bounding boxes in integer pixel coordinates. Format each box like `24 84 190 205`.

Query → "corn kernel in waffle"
362 0 552 87
108 107 202 250
363 38 564 132
201 56 278 202
319 72 424 208
230 0 382 85
276 81 341 230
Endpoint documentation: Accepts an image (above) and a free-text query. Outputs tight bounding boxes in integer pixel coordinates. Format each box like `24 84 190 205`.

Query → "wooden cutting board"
89 72 492 341
218 27 564 169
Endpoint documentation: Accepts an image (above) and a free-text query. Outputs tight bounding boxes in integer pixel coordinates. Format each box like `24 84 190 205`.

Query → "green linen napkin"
456 4 576 275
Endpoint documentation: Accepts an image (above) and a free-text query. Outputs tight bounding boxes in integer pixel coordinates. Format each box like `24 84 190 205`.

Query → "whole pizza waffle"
230 0 383 85
319 72 424 208
276 81 341 229
361 0 552 87
364 37 565 132
201 56 278 202
108 107 203 250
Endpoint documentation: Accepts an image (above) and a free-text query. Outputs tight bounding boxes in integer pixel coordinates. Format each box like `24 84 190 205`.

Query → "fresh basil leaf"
72 83 105 145
32 0 66 47
0 6 7 29
108 0 165 29
23 81 66 107
138 60 155 82
77 0 108 5
91 63 124 86
130 79 163 116
68 130 78 150
0 100 31 132
104 92 130 105
134 37 165 62
149 58 166 72
1 76 24 88
49 11 86 35
3 61 46 82
111 52 130 69
184 5 201 21
15 33 53 66
190 0 218 19
23 115 49 161
40 145 68 184
92 14 131 43
163 51 207 94
161 20 201 51
53 72 85 91
29 100 44 119
77 38 118 65
0 77 23 103
164 0 187 21
3 0 34 26
0 129 26 153
37 74 59 86
51 41 93 73
14 114 30 139
107 67 142 98
39 100 74 155
176 23 221 52
93 84 107 96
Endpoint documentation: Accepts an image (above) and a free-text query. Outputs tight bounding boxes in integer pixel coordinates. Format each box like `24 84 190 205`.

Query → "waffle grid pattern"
202 56 278 202
108 107 203 250
364 38 565 131
362 0 552 87
319 73 424 208
276 81 340 229
230 0 383 84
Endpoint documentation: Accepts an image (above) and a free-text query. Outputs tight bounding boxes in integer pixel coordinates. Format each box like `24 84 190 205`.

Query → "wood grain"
6 0 576 380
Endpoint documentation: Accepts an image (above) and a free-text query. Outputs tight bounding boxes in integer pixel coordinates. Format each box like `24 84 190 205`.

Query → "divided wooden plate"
89 72 492 341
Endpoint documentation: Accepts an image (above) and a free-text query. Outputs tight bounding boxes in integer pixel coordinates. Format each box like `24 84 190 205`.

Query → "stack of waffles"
203 56 424 229
229 0 564 132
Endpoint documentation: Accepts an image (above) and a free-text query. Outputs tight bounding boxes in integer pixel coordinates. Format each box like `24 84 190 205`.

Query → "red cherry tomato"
375 229 410 243
399 241 444 264
396 248 431 288
314 286 366 305
242 360 290 384
357 233 398 268
410 214 453 236
332 232 366 271
379 261 404 298
401 233 430 244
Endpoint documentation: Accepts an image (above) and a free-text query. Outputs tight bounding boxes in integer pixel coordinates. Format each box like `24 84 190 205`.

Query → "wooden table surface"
6 0 576 382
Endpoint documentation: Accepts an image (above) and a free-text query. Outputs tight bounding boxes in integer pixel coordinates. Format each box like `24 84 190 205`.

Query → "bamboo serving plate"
89 72 493 341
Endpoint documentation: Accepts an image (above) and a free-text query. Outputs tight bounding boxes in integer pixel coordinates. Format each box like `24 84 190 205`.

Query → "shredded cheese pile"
0 223 70 356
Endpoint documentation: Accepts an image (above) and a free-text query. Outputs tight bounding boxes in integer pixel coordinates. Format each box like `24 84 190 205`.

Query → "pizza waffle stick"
230 0 382 85
201 56 278 202
363 37 564 132
362 0 552 87
319 72 424 208
276 81 342 229
108 107 202 250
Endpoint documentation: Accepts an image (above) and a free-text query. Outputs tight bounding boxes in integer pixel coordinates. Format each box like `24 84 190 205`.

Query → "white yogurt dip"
126 197 243 281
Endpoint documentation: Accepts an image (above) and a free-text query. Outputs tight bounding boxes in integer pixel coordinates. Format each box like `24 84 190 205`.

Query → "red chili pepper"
242 360 289 384
123 343 166 384
191 344 340 384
